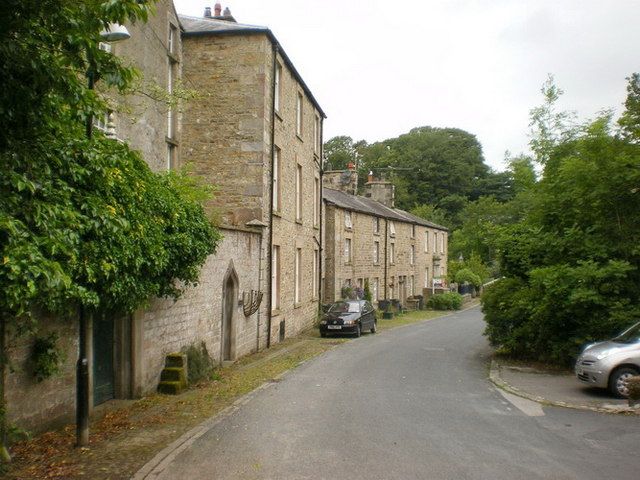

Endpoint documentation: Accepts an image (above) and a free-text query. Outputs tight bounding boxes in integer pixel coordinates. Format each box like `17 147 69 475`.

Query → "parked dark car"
319 300 377 338
575 321 640 398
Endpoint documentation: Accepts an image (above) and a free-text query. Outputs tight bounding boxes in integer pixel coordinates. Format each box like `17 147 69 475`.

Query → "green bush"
454 268 482 288
427 292 463 310
31 333 65 382
182 342 216 385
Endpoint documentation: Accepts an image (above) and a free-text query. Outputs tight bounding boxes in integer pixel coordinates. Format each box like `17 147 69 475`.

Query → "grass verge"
4 305 468 479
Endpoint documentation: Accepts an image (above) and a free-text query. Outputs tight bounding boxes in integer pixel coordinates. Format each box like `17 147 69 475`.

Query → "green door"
93 313 115 406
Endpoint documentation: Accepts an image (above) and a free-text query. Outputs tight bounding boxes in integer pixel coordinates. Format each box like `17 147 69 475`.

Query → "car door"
364 301 374 329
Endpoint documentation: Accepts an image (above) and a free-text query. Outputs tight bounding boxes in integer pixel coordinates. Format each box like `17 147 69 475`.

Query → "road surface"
143 306 640 479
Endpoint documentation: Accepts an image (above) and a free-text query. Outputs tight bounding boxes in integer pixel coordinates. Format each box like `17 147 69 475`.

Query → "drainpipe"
318 118 324 305
256 229 263 352
266 41 280 349
384 219 388 300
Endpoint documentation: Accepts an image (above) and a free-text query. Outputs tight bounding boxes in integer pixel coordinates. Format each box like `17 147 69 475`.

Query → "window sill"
294 303 302 309
296 134 304 142
275 110 283 122
373 232 380 236
313 224 320 230
272 210 282 218
271 309 281 317
295 219 303 225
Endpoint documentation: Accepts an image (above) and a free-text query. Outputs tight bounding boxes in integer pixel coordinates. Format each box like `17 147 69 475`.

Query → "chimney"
204 6 212 17
367 170 374 183
214 3 222 16
323 168 358 196
223 6 232 16
364 175 395 207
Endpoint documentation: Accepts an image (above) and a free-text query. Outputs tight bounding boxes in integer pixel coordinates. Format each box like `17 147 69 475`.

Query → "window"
167 60 175 140
373 217 380 234
410 245 415 265
373 241 379 264
357 278 363 289
425 230 429 252
98 42 112 53
271 245 280 310
296 163 302 221
390 276 395 299
273 147 281 211
296 92 303 137
344 238 352 264
313 177 320 227
410 275 415 295
425 268 430 288
390 242 395 264
313 249 318 298
168 23 178 56
411 224 416 238
274 62 282 113
314 114 321 154
345 211 353 229
441 233 446 253
389 221 396 236
432 232 436 253
295 248 302 304
373 278 379 301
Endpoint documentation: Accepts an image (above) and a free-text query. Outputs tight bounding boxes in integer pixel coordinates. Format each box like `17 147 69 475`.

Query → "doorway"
93 312 115 405
221 264 238 362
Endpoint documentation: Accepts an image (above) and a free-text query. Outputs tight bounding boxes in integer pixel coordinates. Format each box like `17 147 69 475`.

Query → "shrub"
31 333 65 382
427 292 463 310
454 268 482 288
363 279 372 302
182 342 216 385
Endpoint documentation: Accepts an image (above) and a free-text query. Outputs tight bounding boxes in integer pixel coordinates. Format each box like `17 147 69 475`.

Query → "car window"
328 301 360 313
364 302 373 311
613 322 640 344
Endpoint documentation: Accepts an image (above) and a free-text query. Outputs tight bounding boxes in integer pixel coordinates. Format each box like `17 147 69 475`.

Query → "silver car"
575 322 640 398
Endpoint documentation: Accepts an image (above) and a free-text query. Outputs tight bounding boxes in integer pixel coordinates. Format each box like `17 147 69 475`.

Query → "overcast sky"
173 0 640 171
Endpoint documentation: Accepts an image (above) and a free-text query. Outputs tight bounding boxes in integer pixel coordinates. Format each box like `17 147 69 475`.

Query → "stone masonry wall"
140 228 266 394
5 318 78 433
324 205 448 306
114 0 181 172
181 33 269 228
269 47 322 341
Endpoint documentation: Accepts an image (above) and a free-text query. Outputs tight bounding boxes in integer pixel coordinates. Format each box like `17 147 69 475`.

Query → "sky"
173 0 640 171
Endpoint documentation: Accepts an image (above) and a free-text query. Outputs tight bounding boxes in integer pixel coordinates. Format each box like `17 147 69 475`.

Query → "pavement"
490 361 640 414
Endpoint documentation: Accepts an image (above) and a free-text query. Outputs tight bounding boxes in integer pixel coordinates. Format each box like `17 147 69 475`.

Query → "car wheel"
370 321 377 334
608 366 640 398
354 324 361 338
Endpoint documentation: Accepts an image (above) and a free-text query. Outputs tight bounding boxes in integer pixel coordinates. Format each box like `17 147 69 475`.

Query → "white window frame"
373 241 379 264
345 211 353 229
295 248 302 304
313 177 319 227
410 245 415 265
425 230 429 252
313 249 318 298
390 242 395 264
389 221 396 236
296 163 303 221
345 238 352 264
373 217 380 234
274 62 282 113
314 114 321 154
296 92 303 137
373 278 379 301
273 147 281 212
271 245 280 310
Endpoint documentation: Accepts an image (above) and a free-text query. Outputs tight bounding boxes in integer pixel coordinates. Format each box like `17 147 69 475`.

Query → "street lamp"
76 22 130 448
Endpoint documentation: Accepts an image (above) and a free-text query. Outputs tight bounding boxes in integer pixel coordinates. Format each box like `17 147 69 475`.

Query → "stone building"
179 6 325 347
5 1 325 432
323 170 448 306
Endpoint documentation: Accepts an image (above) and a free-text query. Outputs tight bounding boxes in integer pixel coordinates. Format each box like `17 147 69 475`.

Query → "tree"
482 75 640 365
0 0 220 456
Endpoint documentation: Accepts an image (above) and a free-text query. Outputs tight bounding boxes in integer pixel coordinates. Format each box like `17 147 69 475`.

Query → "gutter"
318 118 324 305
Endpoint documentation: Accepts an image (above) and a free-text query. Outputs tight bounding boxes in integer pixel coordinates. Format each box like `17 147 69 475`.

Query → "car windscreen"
327 301 360 314
612 322 640 344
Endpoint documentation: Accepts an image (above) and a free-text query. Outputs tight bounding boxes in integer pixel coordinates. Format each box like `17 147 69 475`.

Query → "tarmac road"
142 306 640 480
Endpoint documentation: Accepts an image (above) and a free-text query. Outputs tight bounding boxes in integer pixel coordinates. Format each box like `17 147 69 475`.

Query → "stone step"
165 353 187 368
157 381 183 395
160 367 186 385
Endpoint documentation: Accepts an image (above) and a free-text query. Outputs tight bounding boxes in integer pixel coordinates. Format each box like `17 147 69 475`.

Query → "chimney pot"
204 6 212 17
368 170 374 183
223 6 232 16
214 3 222 16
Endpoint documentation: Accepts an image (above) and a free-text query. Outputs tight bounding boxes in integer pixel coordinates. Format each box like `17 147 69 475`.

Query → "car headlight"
320 320 327 325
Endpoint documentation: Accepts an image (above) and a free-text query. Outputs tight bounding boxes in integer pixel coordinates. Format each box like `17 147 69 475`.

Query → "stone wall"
140 228 266 394
5 319 78 433
113 0 182 172
324 204 448 306
269 47 322 340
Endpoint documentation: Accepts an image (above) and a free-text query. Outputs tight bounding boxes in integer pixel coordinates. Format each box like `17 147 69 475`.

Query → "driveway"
136 306 640 480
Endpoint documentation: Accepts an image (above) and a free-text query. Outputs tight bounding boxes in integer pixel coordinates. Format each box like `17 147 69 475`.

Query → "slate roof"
179 15 326 119
323 188 448 232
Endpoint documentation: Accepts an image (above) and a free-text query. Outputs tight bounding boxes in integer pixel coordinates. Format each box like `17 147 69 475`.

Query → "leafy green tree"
618 73 640 143
482 75 640 365
410 204 449 229
0 0 220 456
